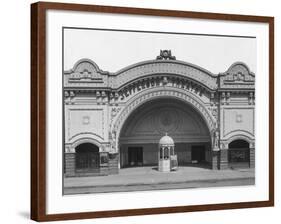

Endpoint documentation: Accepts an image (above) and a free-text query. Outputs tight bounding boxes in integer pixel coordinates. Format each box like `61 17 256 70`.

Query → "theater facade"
64 50 255 177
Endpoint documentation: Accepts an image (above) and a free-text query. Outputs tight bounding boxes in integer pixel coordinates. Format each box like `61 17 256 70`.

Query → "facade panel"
64 51 255 177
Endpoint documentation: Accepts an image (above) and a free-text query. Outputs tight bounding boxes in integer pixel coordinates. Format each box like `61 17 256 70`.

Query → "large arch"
115 92 214 168
112 86 216 150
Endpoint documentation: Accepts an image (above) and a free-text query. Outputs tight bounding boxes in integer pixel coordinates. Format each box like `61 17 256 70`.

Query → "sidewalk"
64 166 255 194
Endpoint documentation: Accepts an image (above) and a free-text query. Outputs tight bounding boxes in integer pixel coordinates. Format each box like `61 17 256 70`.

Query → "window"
164 147 169 159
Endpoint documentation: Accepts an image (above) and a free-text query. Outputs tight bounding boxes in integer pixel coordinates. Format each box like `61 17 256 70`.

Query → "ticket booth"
158 134 178 172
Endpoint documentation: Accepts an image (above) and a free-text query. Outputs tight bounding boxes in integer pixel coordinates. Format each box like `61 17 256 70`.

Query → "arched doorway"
119 98 211 168
75 143 100 173
228 139 250 168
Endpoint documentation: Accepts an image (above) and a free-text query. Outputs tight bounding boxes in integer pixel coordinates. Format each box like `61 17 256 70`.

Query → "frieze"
112 61 217 90
115 76 209 102
68 69 103 83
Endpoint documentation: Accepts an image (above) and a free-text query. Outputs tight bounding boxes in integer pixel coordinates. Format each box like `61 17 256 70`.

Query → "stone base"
65 153 75 177
219 149 228 170
64 152 119 177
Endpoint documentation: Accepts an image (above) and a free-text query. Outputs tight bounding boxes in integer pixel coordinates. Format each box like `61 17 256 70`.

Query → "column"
211 151 219 170
219 148 228 170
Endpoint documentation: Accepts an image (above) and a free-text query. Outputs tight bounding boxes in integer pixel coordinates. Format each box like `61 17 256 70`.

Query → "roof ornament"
156 50 176 60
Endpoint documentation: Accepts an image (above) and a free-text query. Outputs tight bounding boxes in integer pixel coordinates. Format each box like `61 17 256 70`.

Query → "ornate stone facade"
64 51 255 177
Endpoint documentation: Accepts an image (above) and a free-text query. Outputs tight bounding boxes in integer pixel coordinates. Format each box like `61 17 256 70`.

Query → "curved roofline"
64 58 255 78
111 59 218 77
64 58 101 74
225 61 255 77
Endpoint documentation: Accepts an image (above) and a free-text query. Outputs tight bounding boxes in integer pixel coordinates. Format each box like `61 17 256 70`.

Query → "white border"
46 10 269 214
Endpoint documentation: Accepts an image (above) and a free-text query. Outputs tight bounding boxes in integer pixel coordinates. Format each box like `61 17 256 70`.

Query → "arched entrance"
228 139 250 168
119 98 212 168
75 143 100 173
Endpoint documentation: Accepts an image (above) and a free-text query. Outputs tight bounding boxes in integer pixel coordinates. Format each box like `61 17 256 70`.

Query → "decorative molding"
115 75 213 102
69 132 104 142
113 61 217 90
70 137 102 152
223 134 254 148
156 50 176 60
219 62 255 89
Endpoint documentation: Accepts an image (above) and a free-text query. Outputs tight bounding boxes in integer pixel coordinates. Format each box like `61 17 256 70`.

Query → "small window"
164 147 169 159
160 147 163 159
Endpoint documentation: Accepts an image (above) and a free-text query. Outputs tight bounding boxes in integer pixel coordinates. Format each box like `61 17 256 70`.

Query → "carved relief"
64 91 75 105
156 50 176 60
213 130 220 151
109 130 117 152
248 92 255 105
112 61 217 90
219 62 255 89
220 142 226 150
235 112 243 123
82 115 90 125
115 75 211 102
65 146 75 153
66 60 107 84
111 107 121 118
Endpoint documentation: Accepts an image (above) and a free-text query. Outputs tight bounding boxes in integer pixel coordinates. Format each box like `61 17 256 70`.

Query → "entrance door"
75 143 100 173
191 145 205 163
128 147 143 166
228 140 250 168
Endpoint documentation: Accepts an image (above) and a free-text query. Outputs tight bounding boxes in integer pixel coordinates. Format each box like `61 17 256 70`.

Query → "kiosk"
158 134 178 172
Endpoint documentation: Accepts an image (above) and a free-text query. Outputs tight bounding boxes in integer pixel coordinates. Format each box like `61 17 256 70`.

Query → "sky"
64 28 256 74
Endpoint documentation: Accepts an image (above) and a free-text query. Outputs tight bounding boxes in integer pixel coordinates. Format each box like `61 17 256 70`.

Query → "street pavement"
64 166 255 194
